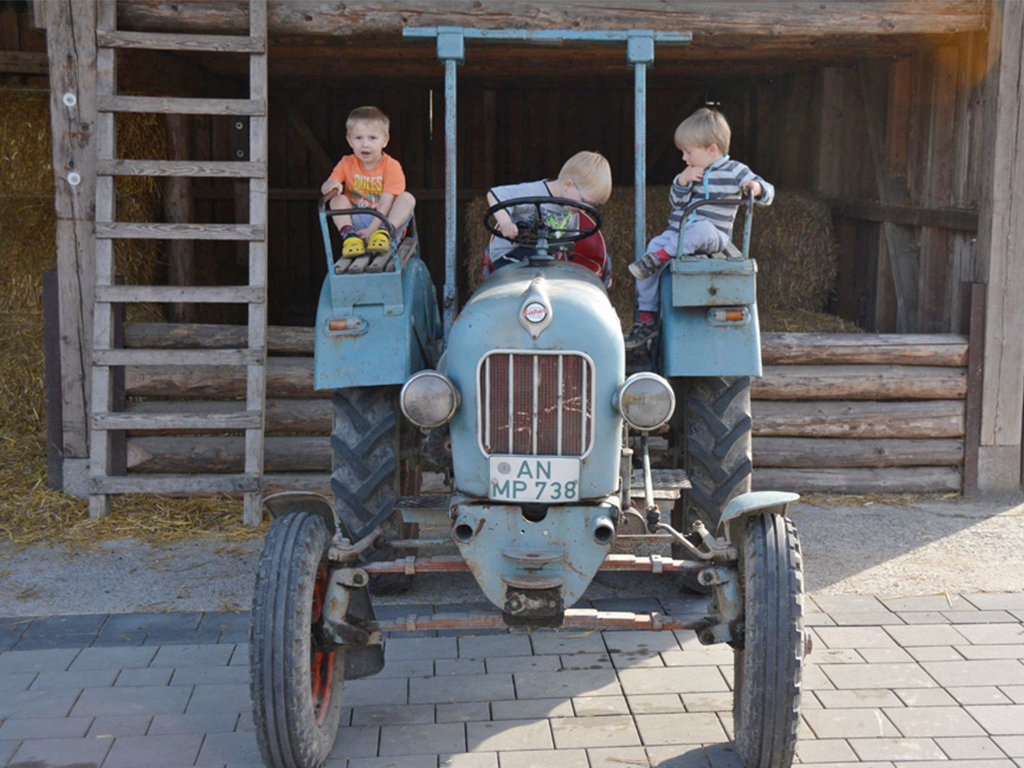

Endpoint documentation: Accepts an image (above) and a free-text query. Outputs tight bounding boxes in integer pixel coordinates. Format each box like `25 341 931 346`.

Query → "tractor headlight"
615 373 675 432
400 371 459 428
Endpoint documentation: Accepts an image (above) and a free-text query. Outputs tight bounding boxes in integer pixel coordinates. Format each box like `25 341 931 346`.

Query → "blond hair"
346 106 390 136
556 151 612 204
674 108 731 154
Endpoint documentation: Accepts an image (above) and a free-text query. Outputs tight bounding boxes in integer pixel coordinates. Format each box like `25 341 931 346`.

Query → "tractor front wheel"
250 511 344 768
733 513 805 768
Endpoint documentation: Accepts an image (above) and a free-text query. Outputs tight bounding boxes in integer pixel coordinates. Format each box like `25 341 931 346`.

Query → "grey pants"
635 219 731 313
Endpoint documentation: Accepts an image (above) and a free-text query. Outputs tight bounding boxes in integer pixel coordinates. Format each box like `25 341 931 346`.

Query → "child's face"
681 144 720 169
347 120 389 165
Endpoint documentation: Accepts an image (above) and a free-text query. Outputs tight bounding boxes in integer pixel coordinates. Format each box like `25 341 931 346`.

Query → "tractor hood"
441 259 625 500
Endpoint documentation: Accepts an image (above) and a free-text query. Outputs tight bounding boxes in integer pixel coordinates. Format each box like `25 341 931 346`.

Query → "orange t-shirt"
329 152 406 209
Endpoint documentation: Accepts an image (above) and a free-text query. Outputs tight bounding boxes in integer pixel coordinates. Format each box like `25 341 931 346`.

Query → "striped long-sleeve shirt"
667 156 774 238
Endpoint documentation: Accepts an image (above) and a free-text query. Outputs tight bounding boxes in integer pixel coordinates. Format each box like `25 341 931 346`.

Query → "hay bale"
0 89 53 195
463 186 842 329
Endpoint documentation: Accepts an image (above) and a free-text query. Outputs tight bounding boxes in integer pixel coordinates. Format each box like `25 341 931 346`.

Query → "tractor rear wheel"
670 376 752 592
733 513 804 768
250 511 343 768
331 387 411 594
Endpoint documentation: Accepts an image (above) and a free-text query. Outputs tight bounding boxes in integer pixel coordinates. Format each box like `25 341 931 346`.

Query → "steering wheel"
483 196 603 247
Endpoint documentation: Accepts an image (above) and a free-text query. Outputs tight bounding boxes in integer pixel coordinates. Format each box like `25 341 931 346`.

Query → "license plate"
488 456 580 503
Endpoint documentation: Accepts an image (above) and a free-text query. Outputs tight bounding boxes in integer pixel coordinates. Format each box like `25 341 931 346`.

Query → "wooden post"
963 282 986 495
974 1 1024 491
42 270 63 490
164 114 195 323
44 0 97 463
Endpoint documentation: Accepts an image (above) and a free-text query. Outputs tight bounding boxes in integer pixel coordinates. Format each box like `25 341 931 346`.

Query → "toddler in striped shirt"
624 107 774 350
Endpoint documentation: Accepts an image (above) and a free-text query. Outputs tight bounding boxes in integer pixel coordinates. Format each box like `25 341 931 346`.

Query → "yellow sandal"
342 233 365 258
366 228 392 254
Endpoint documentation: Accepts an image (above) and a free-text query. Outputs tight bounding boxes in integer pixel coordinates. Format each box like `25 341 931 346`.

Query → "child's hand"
499 221 519 239
742 180 763 198
678 166 704 185
356 224 377 241
321 178 342 195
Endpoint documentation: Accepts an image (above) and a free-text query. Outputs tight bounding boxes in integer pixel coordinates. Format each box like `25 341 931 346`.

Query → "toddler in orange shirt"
320 106 416 257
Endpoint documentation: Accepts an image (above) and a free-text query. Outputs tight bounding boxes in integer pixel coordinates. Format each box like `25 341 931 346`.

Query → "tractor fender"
717 491 800 535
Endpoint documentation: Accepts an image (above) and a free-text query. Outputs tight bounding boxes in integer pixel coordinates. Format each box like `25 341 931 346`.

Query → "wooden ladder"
89 0 269 524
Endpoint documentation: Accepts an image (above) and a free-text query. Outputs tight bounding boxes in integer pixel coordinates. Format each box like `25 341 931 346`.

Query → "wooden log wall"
120 323 968 495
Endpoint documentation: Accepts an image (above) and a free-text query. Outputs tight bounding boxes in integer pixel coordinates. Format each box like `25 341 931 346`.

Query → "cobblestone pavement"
0 593 1022 768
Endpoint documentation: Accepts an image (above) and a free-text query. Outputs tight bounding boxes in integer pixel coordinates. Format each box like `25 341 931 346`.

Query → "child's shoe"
628 248 672 279
366 228 392 254
342 232 365 257
624 316 659 350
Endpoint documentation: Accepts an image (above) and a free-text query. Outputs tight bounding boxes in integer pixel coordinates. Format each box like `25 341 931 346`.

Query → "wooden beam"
974 0 1024 490
830 200 978 232
116 2 988 41
857 60 919 332
0 50 48 74
46 0 98 459
752 400 965 439
124 321 314 354
753 466 962 494
164 114 195 323
753 437 964 468
761 333 968 367
753 365 967 401
963 283 986 495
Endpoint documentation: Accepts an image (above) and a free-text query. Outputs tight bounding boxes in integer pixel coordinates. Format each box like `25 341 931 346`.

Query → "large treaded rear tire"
670 376 752 592
331 387 411 594
250 512 343 768
733 514 804 768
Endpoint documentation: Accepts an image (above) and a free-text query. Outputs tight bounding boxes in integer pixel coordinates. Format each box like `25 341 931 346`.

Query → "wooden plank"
96 30 265 52
97 286 264 304
366 252 392 273
94 409 263 431
91 473 260 494
163 114 194 324
46 0 98 458
753 365 967 401
752 466 961 494
346 254 372 274
98 159 265 178
124 322 314 353
752 400 965 439
94 348 263 367
127 436 330 472
277 91 334 178
126 358 317 398
116 2 988 40
125 398 331 435
976 0 1024 466
42 270 64 489
264 473 330 494
858 60 919 332
0 50 48 74
753 437 964 468
95 222 264 240
760 333 969 367
964 282 986 495
245 0 269 526
97 95 266 115
829 200 978 232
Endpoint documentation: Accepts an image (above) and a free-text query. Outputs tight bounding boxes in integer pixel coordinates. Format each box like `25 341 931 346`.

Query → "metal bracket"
435 26 465 62
626 30 656 66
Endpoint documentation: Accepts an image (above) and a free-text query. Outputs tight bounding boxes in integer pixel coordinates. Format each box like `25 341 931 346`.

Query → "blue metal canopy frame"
403 26 693 340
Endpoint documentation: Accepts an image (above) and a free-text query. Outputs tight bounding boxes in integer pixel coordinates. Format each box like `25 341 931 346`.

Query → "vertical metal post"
627 31 655 263
435 28 464 343
444 58 457 337
633 61 646 262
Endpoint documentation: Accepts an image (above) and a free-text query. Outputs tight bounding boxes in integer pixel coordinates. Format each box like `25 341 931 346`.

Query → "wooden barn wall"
815 35 988 335
0 2 47 87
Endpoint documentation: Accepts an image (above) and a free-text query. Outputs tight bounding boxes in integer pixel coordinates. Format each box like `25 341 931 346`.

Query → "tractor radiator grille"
478 352 593 457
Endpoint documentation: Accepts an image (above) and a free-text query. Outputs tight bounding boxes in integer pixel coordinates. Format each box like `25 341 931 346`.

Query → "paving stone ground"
0 593 1022 768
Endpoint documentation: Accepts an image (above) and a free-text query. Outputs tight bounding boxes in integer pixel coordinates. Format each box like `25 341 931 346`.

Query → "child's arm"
735 164 774 205
486 189 518 239
669 171 696 211
321 176 342 196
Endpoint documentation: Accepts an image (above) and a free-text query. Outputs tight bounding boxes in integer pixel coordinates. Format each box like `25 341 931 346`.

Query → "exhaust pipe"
591 516 616 546
452 514 480 544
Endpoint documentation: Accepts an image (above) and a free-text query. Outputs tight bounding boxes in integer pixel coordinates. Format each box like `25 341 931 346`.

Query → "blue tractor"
249 28 806 768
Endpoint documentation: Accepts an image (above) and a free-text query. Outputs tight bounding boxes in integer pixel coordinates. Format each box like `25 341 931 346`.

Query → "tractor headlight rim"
616 372 676 432
400 371 460 428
